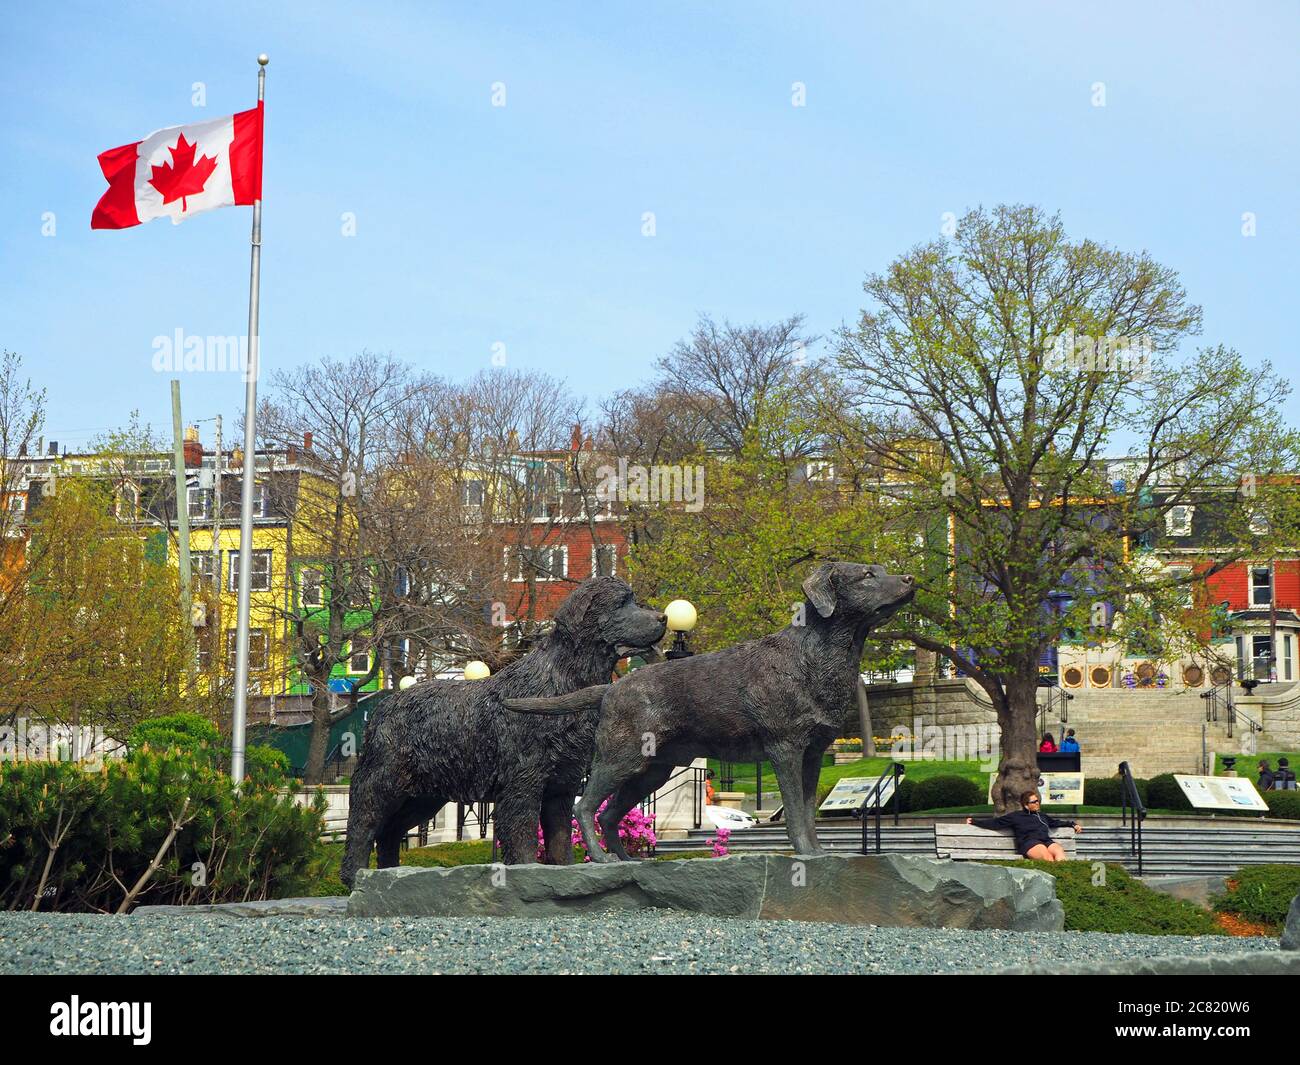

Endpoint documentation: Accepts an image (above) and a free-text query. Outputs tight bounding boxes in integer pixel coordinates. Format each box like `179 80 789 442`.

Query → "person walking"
966 790 1080 861
1257 760 1276 791
1060 729 1081 753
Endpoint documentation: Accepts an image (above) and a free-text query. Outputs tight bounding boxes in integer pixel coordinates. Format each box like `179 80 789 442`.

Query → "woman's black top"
970 810 1074 855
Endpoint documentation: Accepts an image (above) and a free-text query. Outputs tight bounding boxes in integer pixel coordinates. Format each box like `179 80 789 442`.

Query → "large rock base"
347 854 1063 931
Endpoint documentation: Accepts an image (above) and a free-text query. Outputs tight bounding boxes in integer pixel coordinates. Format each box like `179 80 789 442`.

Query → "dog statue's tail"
504 684 610 715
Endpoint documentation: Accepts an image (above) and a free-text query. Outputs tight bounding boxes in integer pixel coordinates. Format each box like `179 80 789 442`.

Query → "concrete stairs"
1036 689 1241 778
660 819 1300 876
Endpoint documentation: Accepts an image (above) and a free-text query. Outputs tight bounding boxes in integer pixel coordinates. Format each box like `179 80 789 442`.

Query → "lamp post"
663 599 697 660
464 661 491 680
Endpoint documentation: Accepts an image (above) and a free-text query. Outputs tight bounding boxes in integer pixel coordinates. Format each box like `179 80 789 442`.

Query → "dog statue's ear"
802 563 837 618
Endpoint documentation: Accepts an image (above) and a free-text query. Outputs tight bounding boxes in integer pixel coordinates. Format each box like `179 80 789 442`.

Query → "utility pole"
211 414 223 642
1270 557 1278 681
171 380 196 687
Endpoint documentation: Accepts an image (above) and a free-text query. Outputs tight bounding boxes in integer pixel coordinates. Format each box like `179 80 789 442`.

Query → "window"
194 553 220 588
1251 635 1273 680
348 644 370 674
187 487 211 519
300 567 323 608
1165 565 1193 609
459 479 484 508
592 543 617 577
508 544 567 581
228 549 272 592
226 629 268 671
252 482 267 517
805 460 835 483
1250 566 1272 607
196 635 212 671
1249 511 1270 536
1286 635 1294 682
1165 505 1193 537
394 566 410 598
116 483 139 519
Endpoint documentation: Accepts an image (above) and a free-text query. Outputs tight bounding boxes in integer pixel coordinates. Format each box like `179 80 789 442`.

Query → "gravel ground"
0 912 1283 975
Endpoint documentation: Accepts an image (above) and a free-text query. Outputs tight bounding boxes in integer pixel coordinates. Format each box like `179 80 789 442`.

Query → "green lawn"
1214 751 1298 789
708 755 991 805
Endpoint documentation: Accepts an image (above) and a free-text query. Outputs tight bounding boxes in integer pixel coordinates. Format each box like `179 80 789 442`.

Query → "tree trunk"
990 663 1042 814
856 676 877 757
303 675 334 784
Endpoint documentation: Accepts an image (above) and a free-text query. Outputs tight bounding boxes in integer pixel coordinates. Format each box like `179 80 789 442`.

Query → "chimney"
47 441 58 456
570 424 582 452
183 425 202 468
303 430 313 452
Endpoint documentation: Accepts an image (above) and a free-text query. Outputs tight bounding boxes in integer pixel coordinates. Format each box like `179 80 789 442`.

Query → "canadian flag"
92 103 263 229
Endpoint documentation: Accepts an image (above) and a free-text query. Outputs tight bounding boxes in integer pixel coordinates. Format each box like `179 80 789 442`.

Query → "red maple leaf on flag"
148 132 218 212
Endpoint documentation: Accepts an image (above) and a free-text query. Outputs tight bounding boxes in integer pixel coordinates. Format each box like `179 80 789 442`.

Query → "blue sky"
1 1 1297 450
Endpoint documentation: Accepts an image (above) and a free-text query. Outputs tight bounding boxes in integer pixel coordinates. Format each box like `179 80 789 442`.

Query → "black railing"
1037 682 1073 738
1118 760 1146 875
1201 680 1265 741
455 801 491 841
641 764 706 848
860 761 906 855
290 741 352 784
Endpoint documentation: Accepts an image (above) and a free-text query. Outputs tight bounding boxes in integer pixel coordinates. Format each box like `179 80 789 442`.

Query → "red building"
1203 560 1300 682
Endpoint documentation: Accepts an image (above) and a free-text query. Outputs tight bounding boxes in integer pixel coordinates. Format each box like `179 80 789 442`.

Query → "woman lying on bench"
965 790 1081 861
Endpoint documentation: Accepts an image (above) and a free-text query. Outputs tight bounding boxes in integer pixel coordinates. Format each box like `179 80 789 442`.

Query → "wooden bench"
935 823 1077 860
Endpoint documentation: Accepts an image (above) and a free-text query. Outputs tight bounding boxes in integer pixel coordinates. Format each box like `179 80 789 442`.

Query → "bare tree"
655 313 821 456
257 352 425 782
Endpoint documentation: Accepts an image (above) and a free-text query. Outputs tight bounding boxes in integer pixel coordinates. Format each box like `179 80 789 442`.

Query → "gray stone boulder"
132 896 348 918
347 853 1063 931
1282 892 1300 950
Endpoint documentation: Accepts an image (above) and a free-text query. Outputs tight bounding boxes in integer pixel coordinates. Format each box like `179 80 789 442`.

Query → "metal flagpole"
231 53 268 784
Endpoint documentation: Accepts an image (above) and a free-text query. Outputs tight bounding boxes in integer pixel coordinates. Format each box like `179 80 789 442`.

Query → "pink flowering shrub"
710 826 731 857
535 800 657 862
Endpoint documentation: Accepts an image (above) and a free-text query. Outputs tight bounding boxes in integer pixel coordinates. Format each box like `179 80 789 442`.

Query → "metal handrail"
1201 680 1264 740
860 761 905 855
641 764 705 835
1118 760 1146 875
1037 681 1073 739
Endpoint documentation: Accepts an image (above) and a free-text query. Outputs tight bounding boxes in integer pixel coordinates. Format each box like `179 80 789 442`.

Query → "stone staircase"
660 819 1300 876
1037 689 1241 778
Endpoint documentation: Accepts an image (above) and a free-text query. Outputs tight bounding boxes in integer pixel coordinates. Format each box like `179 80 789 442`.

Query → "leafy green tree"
626 392 901 659
834 204 1300 810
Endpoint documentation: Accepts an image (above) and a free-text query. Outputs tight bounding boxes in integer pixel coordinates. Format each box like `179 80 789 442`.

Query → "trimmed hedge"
1212 865 1300 928
1145 773 1190 811
910 774 984 811
882 777 916 813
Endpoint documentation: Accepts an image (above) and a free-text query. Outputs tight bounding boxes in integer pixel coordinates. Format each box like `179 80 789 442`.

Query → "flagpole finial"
257 53 269 66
